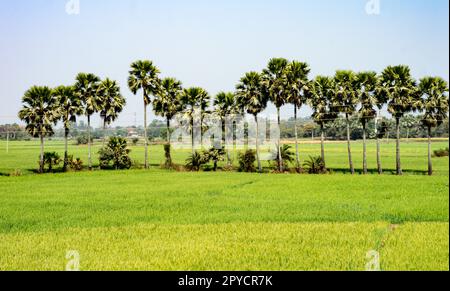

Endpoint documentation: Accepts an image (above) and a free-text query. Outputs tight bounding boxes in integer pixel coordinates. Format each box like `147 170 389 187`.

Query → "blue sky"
0 0 448 126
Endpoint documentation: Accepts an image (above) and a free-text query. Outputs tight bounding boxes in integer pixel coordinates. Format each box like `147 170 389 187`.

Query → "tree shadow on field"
330 168 428 176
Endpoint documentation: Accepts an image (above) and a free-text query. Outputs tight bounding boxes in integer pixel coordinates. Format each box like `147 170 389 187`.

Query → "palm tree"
333 70 358 174
419 77 449 176
128 60 161 169
53 85 83 172
308 76 338 168
356 72 378 174
379 65 419 175
98 78 126 144
18 86 59 173
214 92 239 165
180 87 210 153
74 73 101 170
262 58 289 172
285 61 311 171
374 76 390 174
236 71 268 173
153 77 183 165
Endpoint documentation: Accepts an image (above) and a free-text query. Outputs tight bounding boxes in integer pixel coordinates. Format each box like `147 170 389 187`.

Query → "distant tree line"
16 58 450 175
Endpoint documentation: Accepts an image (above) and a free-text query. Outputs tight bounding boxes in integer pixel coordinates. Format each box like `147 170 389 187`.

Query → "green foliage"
132 138 139 146
98 137 132 170
42 152 61 172
203 147 226 171
238 150 257 172
433 148 449 158
163 144 173 168
272 145 295 171
303 156 327 174
185 151 209 172
76 134 92 145
67 155 84 171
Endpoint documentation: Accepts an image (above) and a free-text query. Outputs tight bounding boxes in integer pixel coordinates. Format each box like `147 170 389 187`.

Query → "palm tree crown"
98 78 126 128
74 73 101 116
128 60 161 104
236 72 267 116
153 78 183 121
53 85 82 130
419 77 449 129
19 86 59 138
262 58 289 108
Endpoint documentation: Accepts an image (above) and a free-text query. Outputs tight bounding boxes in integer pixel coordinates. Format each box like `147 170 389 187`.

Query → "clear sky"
0 0 449 127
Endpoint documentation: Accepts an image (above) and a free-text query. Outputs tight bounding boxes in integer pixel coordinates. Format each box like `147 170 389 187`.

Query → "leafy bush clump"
185 151 209 172
433 148 449 158
303 156 327 174
76 135 92 145
272 144 295 172
9 169 22 177
132 138 139 146
238 150 256 173
99 137 132 170
203 147 226 172
42 152 61 172
67 155 84 171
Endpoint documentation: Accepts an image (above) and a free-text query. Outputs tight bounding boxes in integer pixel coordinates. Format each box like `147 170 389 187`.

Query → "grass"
0 139 448 270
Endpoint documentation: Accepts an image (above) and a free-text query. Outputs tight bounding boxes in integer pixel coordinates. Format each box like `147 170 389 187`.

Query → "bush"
67 155 84 171
163 144 173 169
433 148 449 158
238 150 256 173
185 151 209 172
303 156 327 174
203 147 226 171
132 138 139 146
9 169 22 177
76 135 92 145
272 144 295 172
98 137 132 170
43 152 61 172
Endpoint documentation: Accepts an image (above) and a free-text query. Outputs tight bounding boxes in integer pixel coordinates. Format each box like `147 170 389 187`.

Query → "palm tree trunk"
396 118 402 175
320 124 326 166
166 118 172 166
87 115 92 171
294 106 301 171
376 137 382 174
277 107 283 172
428 126 433 176
346 114 354 175
191 116 195 155
39 134 44 174
63 127 69 172
102 118 107 146
255 115 262 173
144 103 149 169
363 121 368 175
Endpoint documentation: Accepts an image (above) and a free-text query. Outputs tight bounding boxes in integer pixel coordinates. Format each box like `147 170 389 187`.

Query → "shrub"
203 147 226 171
43 152 61 172
9 169 22 177
132 138 139 146
76 135 92 145
238 150 256 173
67 155 84 171
272 144 295 172
303 156 327 174
99 137 132 170
163 144 173 169
185 151 209 172
433 148 449 158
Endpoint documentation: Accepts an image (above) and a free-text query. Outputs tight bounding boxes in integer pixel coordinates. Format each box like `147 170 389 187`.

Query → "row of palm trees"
19 74 125 173
19 59 449 175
